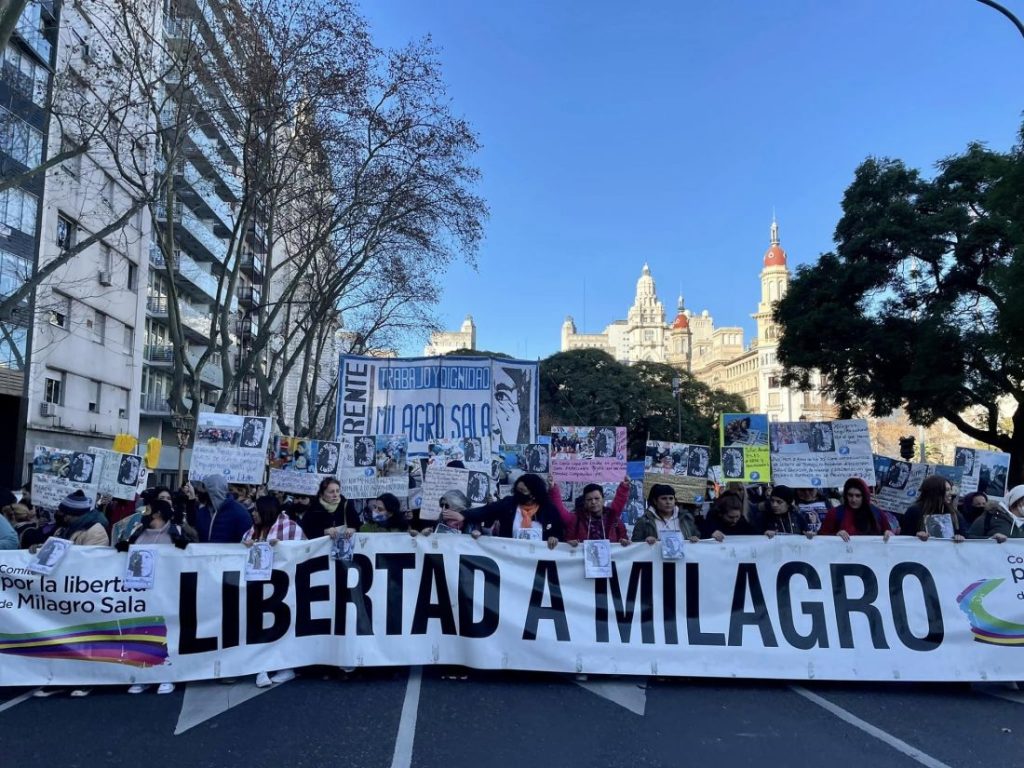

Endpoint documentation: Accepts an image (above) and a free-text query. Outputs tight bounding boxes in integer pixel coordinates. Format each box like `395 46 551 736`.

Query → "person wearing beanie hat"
968 485 1024 543
818 477 893 542
755 485 813 538
56 490 109 546
631 483 700 544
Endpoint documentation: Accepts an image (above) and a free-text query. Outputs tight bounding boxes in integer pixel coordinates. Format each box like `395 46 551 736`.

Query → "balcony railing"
147 295 169 315
14 21 51 64
187 125 242 201
181 160 233 232
140 393 171 414
155 201 183 222
181 209 228 262
144 344 175 363
237 285 261 307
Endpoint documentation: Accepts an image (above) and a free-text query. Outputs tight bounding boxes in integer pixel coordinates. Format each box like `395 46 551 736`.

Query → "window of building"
768 375 781 390
0 107 43 167
88 379 101 412
123 324 134 353
0 187 37 236
0 249 29 297
0 322 26 369
93 310 106 343
56 215 75 249
60 135 81 177
48 293 70 328
99 244 112 273
44 373 63 405
126 260 138 291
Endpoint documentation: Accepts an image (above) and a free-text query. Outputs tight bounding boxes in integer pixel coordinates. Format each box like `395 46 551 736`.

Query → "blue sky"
359 0 1024 360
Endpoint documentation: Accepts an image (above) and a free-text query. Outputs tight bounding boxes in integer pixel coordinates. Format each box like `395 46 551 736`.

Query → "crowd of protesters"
2 466 1023 695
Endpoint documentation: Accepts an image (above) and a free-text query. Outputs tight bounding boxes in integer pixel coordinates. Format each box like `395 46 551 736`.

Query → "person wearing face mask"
755 485 813 538
441 472 563 548
960 491 990 525
968 485 1024 542
360 493 408 532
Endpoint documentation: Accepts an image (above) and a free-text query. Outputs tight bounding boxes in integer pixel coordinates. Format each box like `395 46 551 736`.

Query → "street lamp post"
672 376 682 441
171 413 195 488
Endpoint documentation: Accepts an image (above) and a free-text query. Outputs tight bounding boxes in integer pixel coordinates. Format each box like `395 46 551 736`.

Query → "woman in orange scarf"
441 473 564 548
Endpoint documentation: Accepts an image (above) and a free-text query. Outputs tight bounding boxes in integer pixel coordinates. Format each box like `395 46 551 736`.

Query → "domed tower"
667 293 693 371
561 315 577 351
626 263 667 362
755 216 789 345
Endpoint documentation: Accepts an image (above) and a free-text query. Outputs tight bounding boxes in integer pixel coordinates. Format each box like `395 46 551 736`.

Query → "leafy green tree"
539 350 745 459
774 128 1024 483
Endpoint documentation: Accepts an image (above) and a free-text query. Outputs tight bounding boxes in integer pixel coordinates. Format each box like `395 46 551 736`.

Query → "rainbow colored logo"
0 616 168 666
957 579 1024 646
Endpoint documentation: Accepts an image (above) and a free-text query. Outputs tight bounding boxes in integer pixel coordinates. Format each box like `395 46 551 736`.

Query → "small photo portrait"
117 454 141 486
687 446 710 477
526 444 549 473
240 417 266 448
810 422 835 453
463 438 482 463
884 461 911 490
316 441 340 475
354 436 376 467
954 447 976 476
467 471 489 504
69 452 95 483
722 447 744 479
594 427 616 458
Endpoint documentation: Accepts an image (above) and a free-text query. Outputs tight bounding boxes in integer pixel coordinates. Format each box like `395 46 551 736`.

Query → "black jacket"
900 504 968 538
463 496 564 540
299 497 360 539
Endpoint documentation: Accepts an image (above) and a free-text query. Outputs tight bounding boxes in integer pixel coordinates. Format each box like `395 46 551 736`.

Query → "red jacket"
557 480 630 543
818 479 892 536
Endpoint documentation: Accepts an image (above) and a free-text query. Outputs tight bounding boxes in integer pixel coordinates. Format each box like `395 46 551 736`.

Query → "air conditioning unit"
40 402 57 417
98 271 112 286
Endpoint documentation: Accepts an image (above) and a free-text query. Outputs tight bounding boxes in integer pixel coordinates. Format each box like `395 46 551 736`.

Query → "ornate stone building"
560 220 831 421
423 314 477 356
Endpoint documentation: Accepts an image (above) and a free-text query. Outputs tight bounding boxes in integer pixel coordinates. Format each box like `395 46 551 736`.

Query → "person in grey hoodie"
195 474 252 543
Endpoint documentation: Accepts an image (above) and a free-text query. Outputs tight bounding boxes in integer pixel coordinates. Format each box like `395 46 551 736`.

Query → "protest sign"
244 543 273 581
495 443 550 498
643 440 710 504
267 437 342 496
189 413 271 485
550 426 627 483
124 546 157 590
336 355 539 455
769 419 875 489
874 455 967 516
427 437 492 473
25 537 71 575
954 446 1011 501
2 536 1022 686
720 413 771 483
92 448 147 501
420 464 491 521
583 540 612 578
30 446 101 512
337 435 410 500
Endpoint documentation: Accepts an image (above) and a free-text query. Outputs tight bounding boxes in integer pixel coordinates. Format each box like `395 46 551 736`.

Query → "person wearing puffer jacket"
195 474 252 543
968 486 1024 543
55 490 109 545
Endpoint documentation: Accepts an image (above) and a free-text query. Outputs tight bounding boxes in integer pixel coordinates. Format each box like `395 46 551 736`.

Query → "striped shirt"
243 513 306 543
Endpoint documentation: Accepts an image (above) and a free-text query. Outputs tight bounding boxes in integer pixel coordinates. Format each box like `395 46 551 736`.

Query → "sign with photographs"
874 455 966 516
769 419 875 489
954 446 1011 502
338 435 410 500
643 440 710 504
495 443 551 497
427 437 492 473
267 437 343 495
30 446 101 512
550 426 627 483
189 413 271 485
420 464 491 521
92 448 148 502
720 413 771 483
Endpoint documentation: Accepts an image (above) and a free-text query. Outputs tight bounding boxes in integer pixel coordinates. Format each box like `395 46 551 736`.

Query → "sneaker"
156 683 175 695
70 688 92 697
255 671 273 688
270 669 295 684
127 684 150 694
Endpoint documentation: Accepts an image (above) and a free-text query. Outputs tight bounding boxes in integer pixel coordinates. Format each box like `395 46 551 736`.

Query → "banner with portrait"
188 413 271 485
91 448 148 502
719 413 771 483
30 446 102 512
769 419 875 489
336 355 539 456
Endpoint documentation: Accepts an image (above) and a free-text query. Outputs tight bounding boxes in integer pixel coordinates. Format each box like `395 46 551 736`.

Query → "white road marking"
0 688 41 713
390 667 423 768
174 678 286 735
573 676 647 716
791 686 953 768
974 682 1024 705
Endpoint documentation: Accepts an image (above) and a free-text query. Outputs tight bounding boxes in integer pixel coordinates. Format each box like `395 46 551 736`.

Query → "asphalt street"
1 668 1021 768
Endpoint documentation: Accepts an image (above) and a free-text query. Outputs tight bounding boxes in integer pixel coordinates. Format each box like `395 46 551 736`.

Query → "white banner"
2 537 1023 685
189 413 271 485
769 419 876 489
336 355 539 455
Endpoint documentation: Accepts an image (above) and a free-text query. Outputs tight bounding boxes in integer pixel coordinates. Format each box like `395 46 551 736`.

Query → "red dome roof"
763 244 787 267
672 312 689 330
